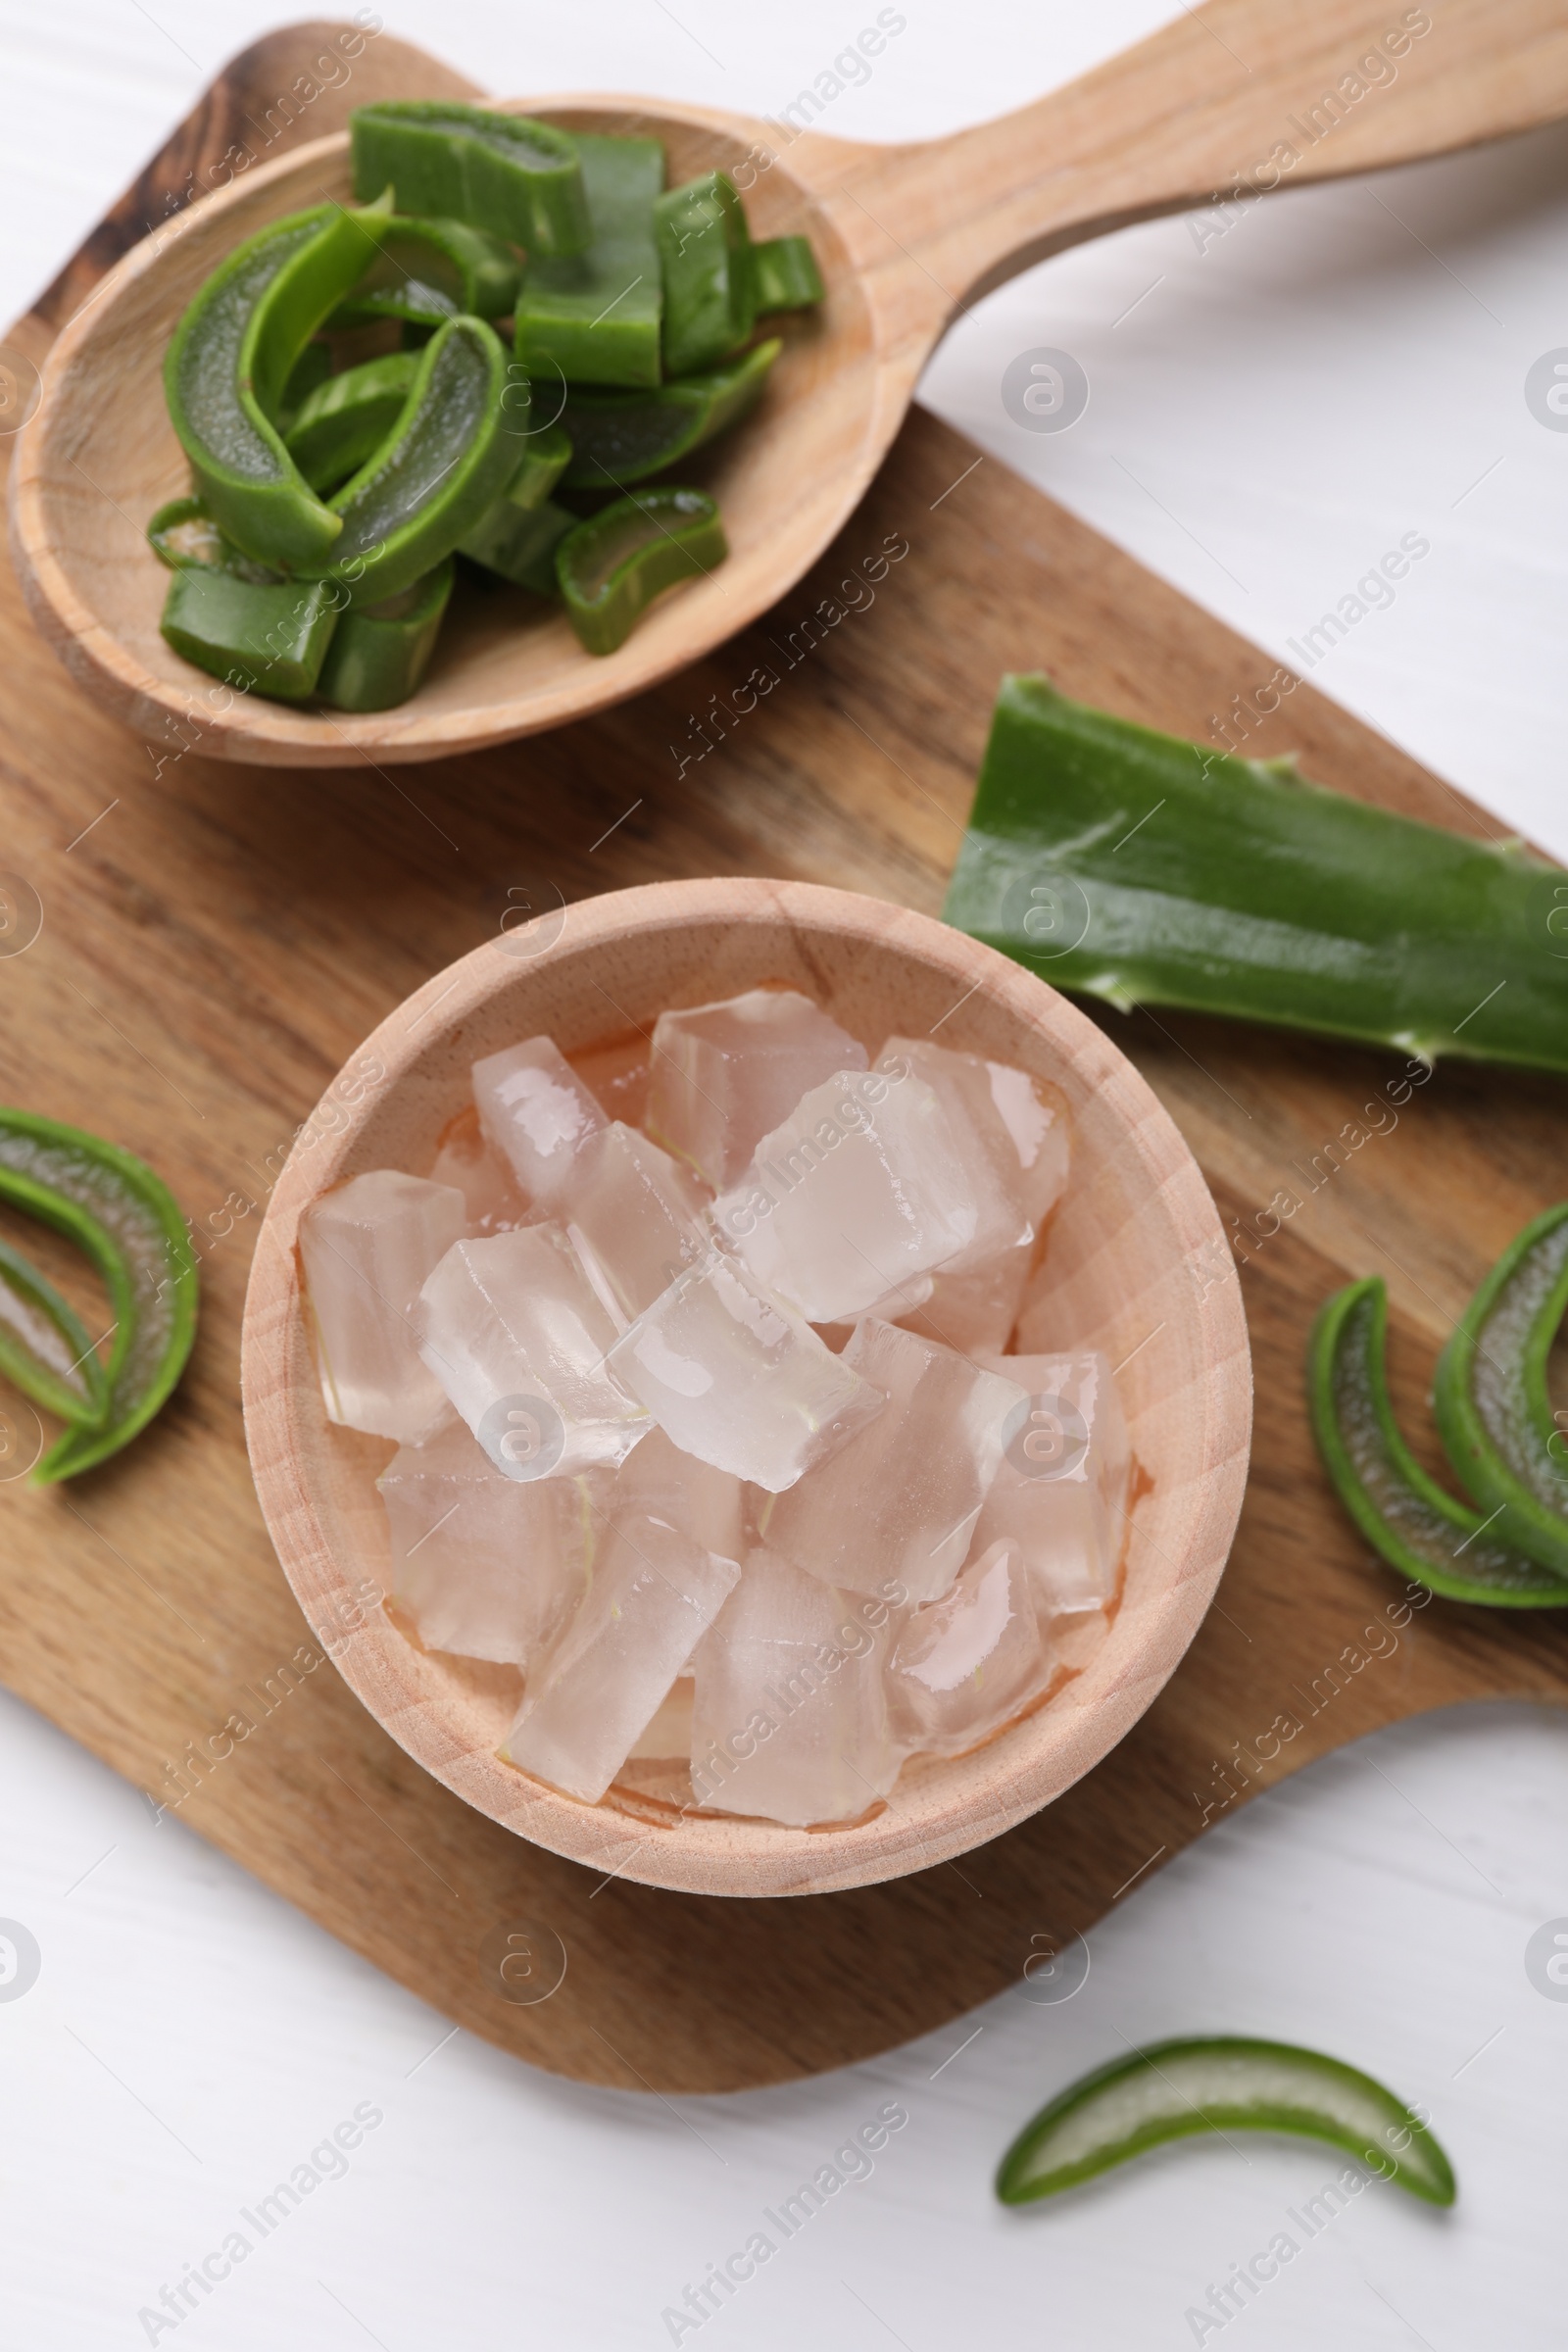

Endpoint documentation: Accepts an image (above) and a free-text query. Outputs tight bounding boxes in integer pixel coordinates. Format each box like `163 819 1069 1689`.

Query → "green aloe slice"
1310 1276 1568 1605
350 103 589 255
316 561 454 711
997 2037 1455 2206
1433 1205 1568 1577
0 1235 110 1427
0 1111 199 1481
326 215 519 330
313 314 515 607
751 235 824 314
164 198 392 568
146 495 283 584
559 339 779 489
283 352 420 493
515 132 664 389
556 486 726 656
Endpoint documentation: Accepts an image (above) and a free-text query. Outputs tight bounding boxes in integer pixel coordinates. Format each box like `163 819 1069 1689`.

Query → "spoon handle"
789 0 1568 356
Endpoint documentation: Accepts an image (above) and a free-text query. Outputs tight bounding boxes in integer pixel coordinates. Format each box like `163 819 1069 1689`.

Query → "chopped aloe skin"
0 1111 198 1482
160 569 341 702
0 1235 110 1429
283 352 420 492
277 337 331 428
312 314 515 608
515 132 665 389
1310 1278 1568 1606
146 496 282 584
751 234 824 313
557 486 726 656
560 338 779 490
460 496 573 595
1433 1204 1568 1578
349 102 589 254
164 198 392 568
317 560 455 711
655 169 755 376
944 675 1568 1075
494 417 572 512
326 215 519 330
997 2038 1455 2207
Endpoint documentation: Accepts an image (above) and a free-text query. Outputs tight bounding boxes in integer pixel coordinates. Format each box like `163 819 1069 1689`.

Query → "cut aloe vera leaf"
313 314 515 608
317 560 454 711
160 568 341 703
0 1234 110 1428
277 337 332 429
146 496 283 585
559 339 779 489
350 102 589 255
164 197 392 568
460 496 573 594
556 486 726 656
944 674 1568 1075
1433 1204 1568 1577
655 169 755 376
515 132 664 389
0 1111 198 1482
997 2037 1455 2206
497 418 572 512
283 352 419 492
752 234 823 313
1310 1277 1568 1605
327 215 519 329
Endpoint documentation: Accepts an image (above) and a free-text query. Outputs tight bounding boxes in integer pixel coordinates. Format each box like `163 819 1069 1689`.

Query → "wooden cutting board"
2 22 1564 2096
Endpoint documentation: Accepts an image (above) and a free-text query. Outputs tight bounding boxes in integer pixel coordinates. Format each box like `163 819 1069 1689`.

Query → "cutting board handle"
789 0 1568 347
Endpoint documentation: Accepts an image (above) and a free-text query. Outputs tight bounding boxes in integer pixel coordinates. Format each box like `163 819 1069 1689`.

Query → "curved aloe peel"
0 1236 110 1428
0 1112 198 1481
997 2037 1454 2207
559 338 779 489
349 103 589 255
282 352 420 493
165 198 393 568
557 486 726 655
310 313 515 607
325 214 518 330
1310 1278 1568 1605
945 675 1568 1075
1433 1204 1568 1578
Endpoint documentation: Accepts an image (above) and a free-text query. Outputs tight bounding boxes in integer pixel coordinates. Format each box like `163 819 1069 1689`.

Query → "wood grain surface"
1 22 1564 2094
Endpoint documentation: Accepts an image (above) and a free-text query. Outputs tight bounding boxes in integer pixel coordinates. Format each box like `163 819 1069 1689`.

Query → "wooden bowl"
241 879 1250 1896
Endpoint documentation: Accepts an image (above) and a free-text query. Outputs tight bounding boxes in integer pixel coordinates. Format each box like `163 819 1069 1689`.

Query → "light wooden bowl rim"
240 877 1251 1896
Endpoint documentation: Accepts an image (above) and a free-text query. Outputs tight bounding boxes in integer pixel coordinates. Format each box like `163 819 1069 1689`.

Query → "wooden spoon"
13 0 1568 768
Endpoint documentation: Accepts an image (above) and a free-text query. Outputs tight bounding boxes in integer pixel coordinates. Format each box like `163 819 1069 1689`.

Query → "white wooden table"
1 6 1564 2344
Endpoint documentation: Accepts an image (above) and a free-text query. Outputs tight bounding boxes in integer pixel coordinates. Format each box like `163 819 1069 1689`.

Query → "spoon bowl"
241 876 1251 1897
12 0 1567 764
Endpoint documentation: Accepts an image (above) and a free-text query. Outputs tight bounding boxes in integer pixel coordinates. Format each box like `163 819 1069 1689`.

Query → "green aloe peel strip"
1309 1277 1568 1606
1433 1204 1568 1579
0 1236 110 1429
0 1111 198 1481
997 2038 1454 2206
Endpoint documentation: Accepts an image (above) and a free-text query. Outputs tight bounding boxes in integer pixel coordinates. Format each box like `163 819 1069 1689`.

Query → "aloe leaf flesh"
1432 1204 1568 1577
1309 1277 1568 1605
0 1112 198 1481
997 2037 1455 2206
944 675 1568 1074
0 1235 110 1427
